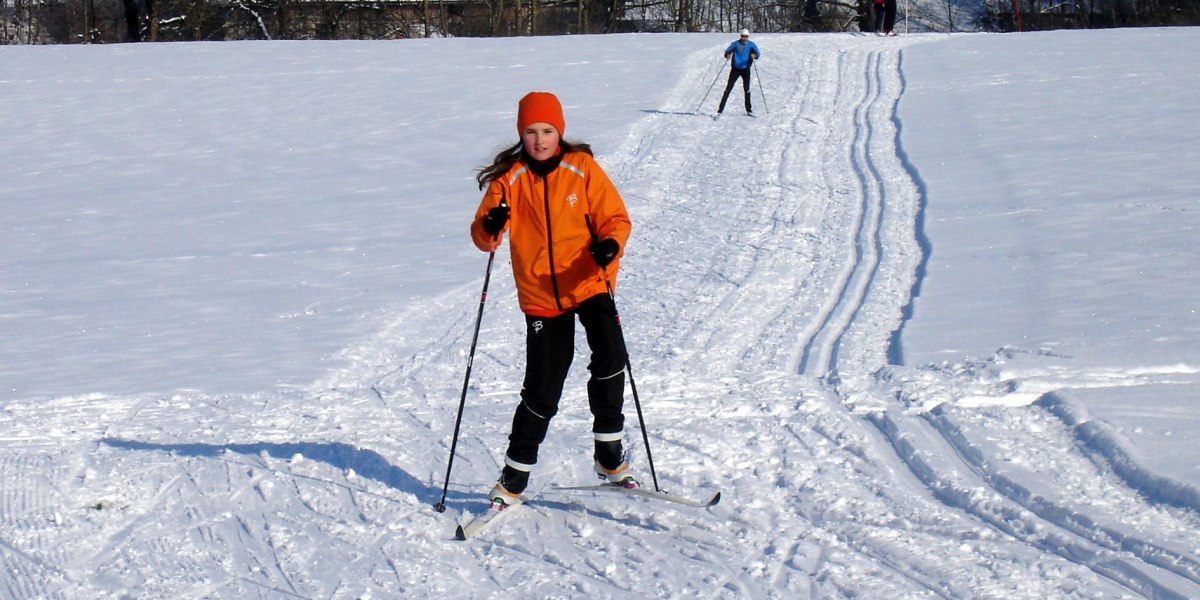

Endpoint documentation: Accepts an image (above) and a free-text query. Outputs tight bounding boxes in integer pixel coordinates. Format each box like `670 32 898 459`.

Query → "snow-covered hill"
2 29 1198 598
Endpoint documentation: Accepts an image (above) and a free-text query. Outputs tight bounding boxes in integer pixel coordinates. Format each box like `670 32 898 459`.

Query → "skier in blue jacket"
717 29 761 116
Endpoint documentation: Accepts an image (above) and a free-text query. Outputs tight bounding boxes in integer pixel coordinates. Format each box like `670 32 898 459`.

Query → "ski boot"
594 439 640 488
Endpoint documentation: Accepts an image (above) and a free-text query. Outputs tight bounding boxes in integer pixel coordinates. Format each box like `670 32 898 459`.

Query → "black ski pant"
504 293 628 477
718 67 752 114
884 0 897 32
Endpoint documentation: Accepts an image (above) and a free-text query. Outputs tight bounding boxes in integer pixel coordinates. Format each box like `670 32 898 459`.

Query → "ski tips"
706 491 722 507
454 525 468 541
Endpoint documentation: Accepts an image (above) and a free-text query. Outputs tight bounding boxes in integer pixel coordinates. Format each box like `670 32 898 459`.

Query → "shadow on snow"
101 437 440 505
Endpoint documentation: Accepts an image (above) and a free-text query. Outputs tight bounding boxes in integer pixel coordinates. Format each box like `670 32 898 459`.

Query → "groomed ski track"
3 34 1199 599
604 35 1200 598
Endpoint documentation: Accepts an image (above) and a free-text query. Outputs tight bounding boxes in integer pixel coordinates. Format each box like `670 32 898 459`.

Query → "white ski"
552 483 721 508
454 497 524 540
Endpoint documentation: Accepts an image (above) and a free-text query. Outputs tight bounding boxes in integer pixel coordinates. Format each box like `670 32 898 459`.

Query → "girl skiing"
470 91 638 511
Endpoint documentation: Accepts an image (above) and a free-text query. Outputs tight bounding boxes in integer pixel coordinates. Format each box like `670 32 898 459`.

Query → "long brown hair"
476 140 594 190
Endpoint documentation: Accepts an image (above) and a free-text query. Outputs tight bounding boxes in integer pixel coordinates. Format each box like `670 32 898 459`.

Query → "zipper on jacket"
541 175 564 312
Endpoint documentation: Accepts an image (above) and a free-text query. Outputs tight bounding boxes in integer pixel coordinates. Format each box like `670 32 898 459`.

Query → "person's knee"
518 395 557 421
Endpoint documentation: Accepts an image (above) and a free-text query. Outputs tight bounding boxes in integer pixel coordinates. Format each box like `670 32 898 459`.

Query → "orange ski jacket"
471 150 631 318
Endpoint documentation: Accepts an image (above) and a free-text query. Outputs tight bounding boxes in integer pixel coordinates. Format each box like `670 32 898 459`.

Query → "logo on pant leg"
531 320 543 334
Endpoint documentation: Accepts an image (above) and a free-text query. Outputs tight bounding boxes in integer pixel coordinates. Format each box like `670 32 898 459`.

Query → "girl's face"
521 122 560 162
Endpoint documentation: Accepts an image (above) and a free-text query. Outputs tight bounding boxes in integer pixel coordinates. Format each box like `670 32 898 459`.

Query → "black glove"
481 205 509 236
589 238 620 267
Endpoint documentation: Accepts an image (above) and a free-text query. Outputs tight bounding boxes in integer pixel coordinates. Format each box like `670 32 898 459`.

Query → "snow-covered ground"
2 28 1198 598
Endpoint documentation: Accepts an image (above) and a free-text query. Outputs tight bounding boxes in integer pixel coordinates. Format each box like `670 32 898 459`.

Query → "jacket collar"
522 148 563 177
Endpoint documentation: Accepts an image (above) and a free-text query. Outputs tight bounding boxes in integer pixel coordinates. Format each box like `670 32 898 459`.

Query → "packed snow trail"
608 33 1200 598
3 33 1200 599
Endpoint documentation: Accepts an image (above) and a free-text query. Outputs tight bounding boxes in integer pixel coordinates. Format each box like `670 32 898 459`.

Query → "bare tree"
5 0 1200 44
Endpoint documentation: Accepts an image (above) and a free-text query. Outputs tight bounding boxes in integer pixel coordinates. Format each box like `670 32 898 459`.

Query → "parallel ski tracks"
925 407 1200 587
796 48 890 381
649 38 1200 598
869 408 1200 598
786 45 1200 600
612 37 989 597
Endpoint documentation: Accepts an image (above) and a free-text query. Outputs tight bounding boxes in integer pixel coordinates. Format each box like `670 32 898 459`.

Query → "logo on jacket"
566 193 578 207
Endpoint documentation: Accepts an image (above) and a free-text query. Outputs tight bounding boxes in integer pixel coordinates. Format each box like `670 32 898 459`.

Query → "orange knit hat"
517 92 565 137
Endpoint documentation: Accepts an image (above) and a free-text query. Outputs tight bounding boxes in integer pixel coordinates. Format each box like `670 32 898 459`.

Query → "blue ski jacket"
724 39 761 70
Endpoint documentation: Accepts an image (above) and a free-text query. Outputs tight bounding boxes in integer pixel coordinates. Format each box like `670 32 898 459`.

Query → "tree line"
3 0 1198 44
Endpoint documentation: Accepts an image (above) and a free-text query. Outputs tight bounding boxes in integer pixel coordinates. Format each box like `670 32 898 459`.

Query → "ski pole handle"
584 214 610 279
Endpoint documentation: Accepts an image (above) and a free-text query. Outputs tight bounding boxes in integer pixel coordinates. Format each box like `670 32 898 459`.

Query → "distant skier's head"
740 29 750 40
517 91 564 162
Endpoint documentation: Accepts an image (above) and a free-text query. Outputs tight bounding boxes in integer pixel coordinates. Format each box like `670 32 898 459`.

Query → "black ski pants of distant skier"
502 293 627 488
883 0 897 33
718 66 752 114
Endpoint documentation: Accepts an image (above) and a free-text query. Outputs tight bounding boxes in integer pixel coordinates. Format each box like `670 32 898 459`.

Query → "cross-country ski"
455 496 526 541
552 483 721 508
455 483 719 541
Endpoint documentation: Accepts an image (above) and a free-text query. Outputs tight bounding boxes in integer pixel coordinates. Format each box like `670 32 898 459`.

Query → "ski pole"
753 62 769 114
584 216 661 493
696 56 730 114
434 201 505 513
